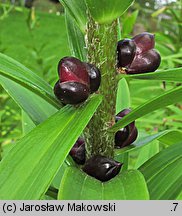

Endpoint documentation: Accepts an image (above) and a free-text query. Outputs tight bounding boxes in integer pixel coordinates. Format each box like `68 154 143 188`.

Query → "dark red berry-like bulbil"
115 108 131 119
132 32 155 54
117 39 136 68
115 109 138 148
69 138 86 165
54 81 89 105
115 124 138 148
115 126 129 144
127 49 161 74
84 63 101 93
58 57 89 85
54 57 101 105
117 32 161 74
82 155 122 182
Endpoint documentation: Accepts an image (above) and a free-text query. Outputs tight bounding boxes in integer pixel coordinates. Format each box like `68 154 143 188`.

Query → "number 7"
173 203 178 211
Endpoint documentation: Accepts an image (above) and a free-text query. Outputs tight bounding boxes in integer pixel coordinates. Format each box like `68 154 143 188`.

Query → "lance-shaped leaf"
58 167 149 200
0 58 73 185
65 10 87 61
122 10 139 37
60 0 87 32
114 130 182 157
0 53 60 109
0 95 102 200
116 78 130 115
118 67 182 82
0 75 57 125
109 86 182 132
85 0 134 24
139 142 182 200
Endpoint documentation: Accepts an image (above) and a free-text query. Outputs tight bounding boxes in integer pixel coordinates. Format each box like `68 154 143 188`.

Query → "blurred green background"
0 0 181 158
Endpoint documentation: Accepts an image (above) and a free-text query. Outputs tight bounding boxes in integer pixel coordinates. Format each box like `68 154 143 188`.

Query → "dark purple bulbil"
54 57 101 105
115 108 131 119
84 63 101 93
117 39 136 67
115 126 130 144
132 32 155 54
58 57 89 85
128 49 161 74
82 155 122 182
54 81 89 105
115 109 138 148
117 32 161 74
69 138 86 165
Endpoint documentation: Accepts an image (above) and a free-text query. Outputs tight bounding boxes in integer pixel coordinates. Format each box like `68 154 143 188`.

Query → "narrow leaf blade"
120 67 182 82
122 10 139 37
0 53 59 108
139 142 182 200
60 0 87 32
110 86 182 132
0 95 102 199
116 78 130 114
114 130 182 156
0 75 57 125
65 11 87 61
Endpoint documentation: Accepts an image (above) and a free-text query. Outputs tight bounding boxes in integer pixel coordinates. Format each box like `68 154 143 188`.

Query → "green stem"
84 15 118 158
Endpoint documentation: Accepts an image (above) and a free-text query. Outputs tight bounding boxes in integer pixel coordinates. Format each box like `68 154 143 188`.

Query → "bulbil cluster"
54 57 101 105
69 138 122 182
56 32 159 183
69 109 137 182
117 32 161 74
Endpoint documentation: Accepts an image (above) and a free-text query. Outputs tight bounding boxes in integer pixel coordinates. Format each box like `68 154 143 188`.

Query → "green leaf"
110 86 182 132
133 141 159 169
21 109 72 192
117 18 122 40
51 162 69 190
0 75 57 125
103 170 149 200
60 0 87 32
151 6 167 17
122 10 138 37
0 53 60 109
85 0 134 24
0 64 69 172
58 167 149 200
0 95 102 199
65 11 87 61
22 111 36 135
162 53 182 61
176 191 182 200
116 78 130 114
116 79 130 170
114 130 182 156
119 67 182 82
22 111 69 191
158 130 182 145
139 142 182 200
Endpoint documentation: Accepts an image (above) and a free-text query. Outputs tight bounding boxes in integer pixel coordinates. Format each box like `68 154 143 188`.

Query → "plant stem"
84 16 118 158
